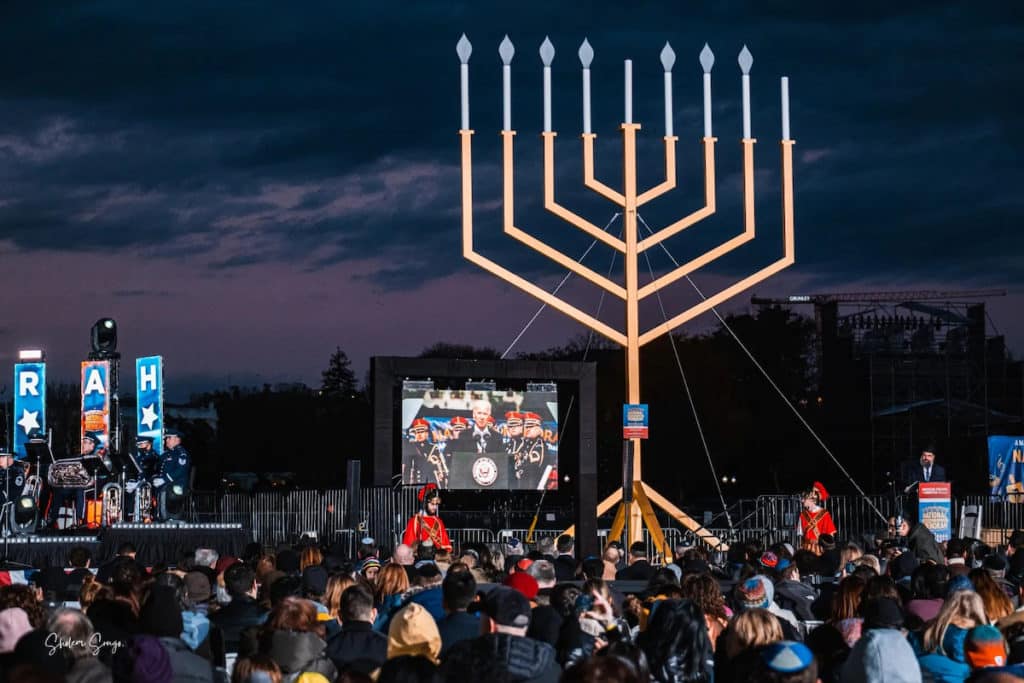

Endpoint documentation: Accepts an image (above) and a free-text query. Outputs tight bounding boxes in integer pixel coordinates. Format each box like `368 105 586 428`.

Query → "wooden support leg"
563 488 622 538
634 482 669 561
642 481 729 551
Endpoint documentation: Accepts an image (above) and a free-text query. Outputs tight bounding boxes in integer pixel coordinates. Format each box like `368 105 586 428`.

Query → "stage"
0 523 248 568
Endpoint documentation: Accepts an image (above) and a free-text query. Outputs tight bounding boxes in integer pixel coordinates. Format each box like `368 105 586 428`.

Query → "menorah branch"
637 140 795 346
636 137 678 206
501 131 627 299
582 134 626 206
542 132 626 253
637 137 718 252
637 138 754 299
460 130 629 346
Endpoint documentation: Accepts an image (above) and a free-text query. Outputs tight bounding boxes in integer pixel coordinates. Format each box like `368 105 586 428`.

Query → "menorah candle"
624 59 633 124
660 43 675 137
579 39 594 134
739 46 753 139
457 35 472 130
700 44 714 138
781 76 790 140
540 38 554 133
499 36 514 131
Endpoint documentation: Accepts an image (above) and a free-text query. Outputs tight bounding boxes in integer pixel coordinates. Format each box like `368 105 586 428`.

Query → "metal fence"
185 488 1024 552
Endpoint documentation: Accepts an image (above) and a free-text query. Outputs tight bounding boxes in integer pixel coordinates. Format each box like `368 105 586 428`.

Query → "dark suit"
615 560 655 582
901 461 947 485
553 555 577 582
463 426 504 454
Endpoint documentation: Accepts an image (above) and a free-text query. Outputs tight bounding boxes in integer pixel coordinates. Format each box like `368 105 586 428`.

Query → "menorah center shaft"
621 123 643 480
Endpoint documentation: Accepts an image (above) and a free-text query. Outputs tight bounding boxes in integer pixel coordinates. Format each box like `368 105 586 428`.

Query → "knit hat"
760 552 780 569
965 625 1007 669
184 570 212 603
761 641 814 673
128 634 174 683
947 574 975 596
387 602 442 664
140 585 185 638
215 555 240 576
503 571 539 600
0 608 32 653
359 558 382 576
736 577 770 611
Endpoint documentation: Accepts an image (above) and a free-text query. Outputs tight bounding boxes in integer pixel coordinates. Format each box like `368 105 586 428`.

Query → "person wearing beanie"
738 575 800 637
504 572 540 602
440 586 560 683
917 591 987 683
387 603 442 665
139 586 215 682
965 625 1009 670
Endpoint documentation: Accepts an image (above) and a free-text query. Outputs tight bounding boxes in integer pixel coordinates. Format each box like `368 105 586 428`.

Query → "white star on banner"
141 404 159 430
18 409 40 434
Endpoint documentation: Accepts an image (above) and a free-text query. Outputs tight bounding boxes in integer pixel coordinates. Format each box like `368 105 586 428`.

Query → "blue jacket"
918 626 970 683
158 445 191 488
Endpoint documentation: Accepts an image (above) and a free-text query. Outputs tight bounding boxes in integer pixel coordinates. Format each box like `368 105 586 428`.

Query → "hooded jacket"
267 630 337 683
387 603 442 663
158 637 216 683
906 524 944 565
840 628 922 683
774 579 818 621
325 621 388 675
441 633 561 683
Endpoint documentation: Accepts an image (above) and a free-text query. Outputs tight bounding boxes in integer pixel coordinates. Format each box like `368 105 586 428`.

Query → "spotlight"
14 495 37 525
89 318 119 359
17 349 45 361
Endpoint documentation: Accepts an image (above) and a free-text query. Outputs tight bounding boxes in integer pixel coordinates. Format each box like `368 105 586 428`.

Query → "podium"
446 451 511 489
919 482 952 542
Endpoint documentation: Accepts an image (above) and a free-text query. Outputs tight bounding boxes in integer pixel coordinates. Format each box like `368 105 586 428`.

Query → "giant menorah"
457 34 795 555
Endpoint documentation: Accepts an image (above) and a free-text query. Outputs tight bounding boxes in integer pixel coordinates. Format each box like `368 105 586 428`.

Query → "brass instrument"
21 463 42 502
426 445 449 487
101 480 122 526
130 478 153 522
47 458 95 489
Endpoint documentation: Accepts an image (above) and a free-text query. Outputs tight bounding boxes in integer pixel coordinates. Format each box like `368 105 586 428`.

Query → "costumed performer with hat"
402 483 452 553
798 481 836 554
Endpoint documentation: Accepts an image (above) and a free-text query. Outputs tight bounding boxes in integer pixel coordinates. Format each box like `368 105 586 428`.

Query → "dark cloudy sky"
1 2 1021 398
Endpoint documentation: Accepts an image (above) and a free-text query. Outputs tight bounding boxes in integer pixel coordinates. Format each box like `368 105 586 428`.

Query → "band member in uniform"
466 399 503 454
445 415 470 452
46 433 97 528
402 418 447 486
518 412 548 487
797 481 836 554
153 428 191 521
402 483 452 552
0 452 26 505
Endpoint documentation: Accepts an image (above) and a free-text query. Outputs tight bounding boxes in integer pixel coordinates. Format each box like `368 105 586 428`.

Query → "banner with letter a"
81 361 111 450
988 436 1024 500
13 363 45 458
919 482 952 543
136 356 164 454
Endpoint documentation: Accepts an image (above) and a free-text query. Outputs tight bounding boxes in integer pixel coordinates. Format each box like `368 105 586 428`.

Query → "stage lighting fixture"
89 318 119 358
17 349 45 361
465 379 497 391
14 495 37 525
527 382 557 393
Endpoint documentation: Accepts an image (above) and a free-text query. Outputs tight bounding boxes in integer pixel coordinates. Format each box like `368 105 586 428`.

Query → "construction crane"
751 289 1006 306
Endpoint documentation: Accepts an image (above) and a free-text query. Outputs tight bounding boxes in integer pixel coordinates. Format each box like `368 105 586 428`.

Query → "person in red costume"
798 481 836 555
402 483 452 552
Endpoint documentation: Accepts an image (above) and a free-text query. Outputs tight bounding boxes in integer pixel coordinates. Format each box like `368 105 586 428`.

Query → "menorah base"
565 481 728 558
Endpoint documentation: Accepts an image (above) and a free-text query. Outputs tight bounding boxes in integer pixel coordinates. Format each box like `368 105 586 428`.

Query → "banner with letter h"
13 362 45 458
136 356 164 454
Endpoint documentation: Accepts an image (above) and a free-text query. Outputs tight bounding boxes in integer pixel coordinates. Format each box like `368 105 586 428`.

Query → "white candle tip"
699 44 714 73
578 38 594 68
539 37 555 66
738 45 753 74
499 36 515 65
456 34 472 63
660 43 675 72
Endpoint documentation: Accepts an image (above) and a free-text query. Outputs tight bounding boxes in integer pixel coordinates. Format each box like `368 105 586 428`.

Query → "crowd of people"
4 526 1024 682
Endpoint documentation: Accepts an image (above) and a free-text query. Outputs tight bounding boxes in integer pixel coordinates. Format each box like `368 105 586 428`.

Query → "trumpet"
426 446 449 486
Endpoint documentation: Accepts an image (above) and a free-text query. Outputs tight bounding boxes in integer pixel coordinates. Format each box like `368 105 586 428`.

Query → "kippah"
761 641 814 673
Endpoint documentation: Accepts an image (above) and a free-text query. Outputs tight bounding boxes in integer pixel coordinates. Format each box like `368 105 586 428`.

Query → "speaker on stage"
447 452 511 489
346 460 361 531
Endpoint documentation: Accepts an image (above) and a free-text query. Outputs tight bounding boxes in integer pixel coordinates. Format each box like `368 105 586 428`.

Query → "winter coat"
267 630 337 683
840 628 922 683
907 524 944 565
436 611 481 655
65 657 112 683
387 602 442 663
159 637 215 683
441 633 561 683
324 621 388 675
775 579 818 621
917 625 970 683
209 595 267 653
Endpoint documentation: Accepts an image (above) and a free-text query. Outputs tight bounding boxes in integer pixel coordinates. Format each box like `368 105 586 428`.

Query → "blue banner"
81 361 111 450
989 435 1024 498
623 403 649 439
136 356 164 454
13 363 45 458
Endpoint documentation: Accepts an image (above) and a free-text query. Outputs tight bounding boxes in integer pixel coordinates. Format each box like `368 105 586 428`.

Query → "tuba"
132 479 153 522
101 480 123 526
